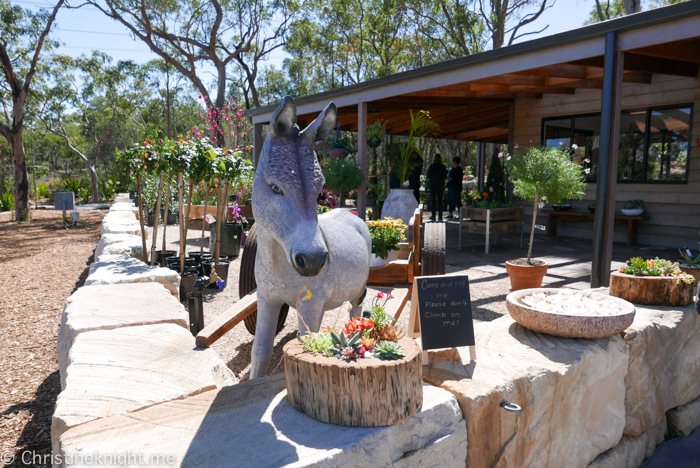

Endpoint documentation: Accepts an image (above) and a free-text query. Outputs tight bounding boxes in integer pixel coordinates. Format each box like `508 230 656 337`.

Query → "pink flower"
204 97 208 101
515 143 519 149
584 158 591 163
498 152 503 158
198 95 202 98
242 132 247 136
376 291 384 299
489 186 493 192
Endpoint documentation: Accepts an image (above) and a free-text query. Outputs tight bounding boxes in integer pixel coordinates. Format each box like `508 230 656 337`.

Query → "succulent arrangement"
297 291 407 362
619 257 694 284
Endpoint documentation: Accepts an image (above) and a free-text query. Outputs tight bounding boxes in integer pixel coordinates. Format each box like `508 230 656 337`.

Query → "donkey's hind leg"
250 294 283 380
349 286 367 319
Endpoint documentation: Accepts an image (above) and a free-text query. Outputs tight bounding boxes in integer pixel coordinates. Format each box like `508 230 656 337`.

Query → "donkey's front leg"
250 294 283 379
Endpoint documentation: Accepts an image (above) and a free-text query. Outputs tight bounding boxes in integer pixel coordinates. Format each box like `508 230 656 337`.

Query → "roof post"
477 142 485 193
357 102 368 220
591 32 624 288
253 123 264 169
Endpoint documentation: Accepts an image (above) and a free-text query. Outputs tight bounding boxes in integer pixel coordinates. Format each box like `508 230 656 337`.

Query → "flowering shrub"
192 96 250 149
366 217 407 260
619 257 694 284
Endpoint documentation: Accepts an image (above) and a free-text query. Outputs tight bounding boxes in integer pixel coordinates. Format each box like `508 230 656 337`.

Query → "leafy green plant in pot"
678 248 700 284
328 130 355 159
384 110 440 223
503 146 587 290
321 157 363 207
366 218 407 267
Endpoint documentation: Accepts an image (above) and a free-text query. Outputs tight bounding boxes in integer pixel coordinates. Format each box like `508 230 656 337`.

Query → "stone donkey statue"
250 96 371 378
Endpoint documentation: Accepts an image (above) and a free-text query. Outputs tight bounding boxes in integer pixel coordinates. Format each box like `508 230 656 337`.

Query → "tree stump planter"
609 271 694 306
283 336 422 427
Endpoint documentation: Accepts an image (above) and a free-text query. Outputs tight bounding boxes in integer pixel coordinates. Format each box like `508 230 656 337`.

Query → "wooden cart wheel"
239 223 290 335
422 221 446 276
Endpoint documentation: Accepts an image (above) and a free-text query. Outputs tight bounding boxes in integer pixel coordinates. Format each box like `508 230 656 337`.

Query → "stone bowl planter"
621 208 644 216
506 288 636 339
283 336 422 427
610 271 694 306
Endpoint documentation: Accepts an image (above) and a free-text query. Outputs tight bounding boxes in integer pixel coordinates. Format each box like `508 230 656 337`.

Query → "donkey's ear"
301 102 337 143
269 96 297 137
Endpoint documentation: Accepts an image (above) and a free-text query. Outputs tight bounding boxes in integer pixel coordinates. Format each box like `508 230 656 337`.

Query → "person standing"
445 156 464 219
408 151 423 203
426 154 448 222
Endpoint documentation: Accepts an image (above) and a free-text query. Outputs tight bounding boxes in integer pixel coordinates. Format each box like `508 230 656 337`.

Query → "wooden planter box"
283 337 422 427
462 206 522 222
609 271 694 306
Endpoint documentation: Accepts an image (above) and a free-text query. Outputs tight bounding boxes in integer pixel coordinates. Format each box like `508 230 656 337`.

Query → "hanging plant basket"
328 148 348 159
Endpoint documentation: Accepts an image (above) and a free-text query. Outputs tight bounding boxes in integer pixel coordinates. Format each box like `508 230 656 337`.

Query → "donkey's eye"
270 184 284 196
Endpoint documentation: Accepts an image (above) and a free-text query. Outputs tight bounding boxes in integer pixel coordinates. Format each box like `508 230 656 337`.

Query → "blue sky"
14 0 595 79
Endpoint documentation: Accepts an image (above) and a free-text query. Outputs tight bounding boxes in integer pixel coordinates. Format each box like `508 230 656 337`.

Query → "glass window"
544 118 571 149
541 104 692 184
572 115 601 183
645 107 691 181
617 110 646 182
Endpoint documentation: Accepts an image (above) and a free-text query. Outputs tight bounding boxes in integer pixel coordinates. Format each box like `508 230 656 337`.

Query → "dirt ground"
0 209 105 467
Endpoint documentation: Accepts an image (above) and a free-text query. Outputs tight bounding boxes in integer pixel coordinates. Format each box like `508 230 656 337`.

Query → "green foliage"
299 332 336 357
370 305 395 329
387 110 440 183
321 158 363 193
0 190 14 212
373 341 405 360
505 146 587 205
623 199 644 210
366 218 407 259
485 151 506 204
98 175 120 202
475 199 514 209
35 183 51 198
620 257 694 284
332 132 355 152
317 204 331 215
678 249 700 267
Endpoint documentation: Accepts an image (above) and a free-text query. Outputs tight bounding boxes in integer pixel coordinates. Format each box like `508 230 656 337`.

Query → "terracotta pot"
505 260 548 291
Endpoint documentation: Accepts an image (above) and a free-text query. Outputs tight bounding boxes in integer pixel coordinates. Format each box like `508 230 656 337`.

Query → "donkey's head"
252 96 337 277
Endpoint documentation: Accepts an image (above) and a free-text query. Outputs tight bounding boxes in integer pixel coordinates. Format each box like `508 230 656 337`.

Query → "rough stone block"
57 283 188 389
423 316 629 468
587 416 666 468
55 377 466 468
52 323 236 448
622 304 700 436
100 222 145 236
667 394 700 437
85 254 179 297
94 233 149 261
109 202 137 212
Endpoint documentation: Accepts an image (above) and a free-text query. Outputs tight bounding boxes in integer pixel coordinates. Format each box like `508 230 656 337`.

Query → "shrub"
321 158 363 194
0 191 14 212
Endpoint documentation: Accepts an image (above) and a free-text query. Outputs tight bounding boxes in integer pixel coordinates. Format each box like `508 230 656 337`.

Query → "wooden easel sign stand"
408 275 477 365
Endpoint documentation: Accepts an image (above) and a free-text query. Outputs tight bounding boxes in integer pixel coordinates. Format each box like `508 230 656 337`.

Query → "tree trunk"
178 172 185 275
200 183 209 255
89 165 99 203
13 131 30 221
150 173 164 265
162 176 171 252
136 173 148 263
623 0 641 15
527 194 539 263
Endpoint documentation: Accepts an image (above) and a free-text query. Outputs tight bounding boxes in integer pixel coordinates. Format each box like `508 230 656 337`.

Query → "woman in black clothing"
445 156 464 219
426 154 448 222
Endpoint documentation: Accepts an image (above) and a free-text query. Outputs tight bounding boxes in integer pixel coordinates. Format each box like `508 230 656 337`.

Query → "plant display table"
610 271 694 306
543 210 648 247
458 206 523 253
283 336 423 426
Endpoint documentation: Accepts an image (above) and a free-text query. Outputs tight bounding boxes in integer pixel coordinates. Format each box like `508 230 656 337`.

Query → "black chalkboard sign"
411 275 475 350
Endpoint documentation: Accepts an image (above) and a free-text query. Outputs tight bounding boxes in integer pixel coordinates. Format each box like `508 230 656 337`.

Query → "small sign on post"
408 275 476 365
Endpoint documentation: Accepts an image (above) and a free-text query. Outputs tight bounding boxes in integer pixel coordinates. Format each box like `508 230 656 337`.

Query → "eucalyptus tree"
477 0 554 49
36 52 146 202
405 0 487 59
0 0 62 220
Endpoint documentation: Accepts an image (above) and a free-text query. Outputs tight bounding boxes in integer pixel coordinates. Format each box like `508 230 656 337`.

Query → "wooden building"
247 2 700 286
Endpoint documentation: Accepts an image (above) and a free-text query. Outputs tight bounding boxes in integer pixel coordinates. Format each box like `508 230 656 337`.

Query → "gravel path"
156 218 509 383
0 209 104 466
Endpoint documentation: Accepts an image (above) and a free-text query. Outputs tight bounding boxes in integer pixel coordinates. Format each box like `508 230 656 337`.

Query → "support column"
357 102 368 220
591 32 624 288
506 103 516 203
253 123 264 168
477 142 485 193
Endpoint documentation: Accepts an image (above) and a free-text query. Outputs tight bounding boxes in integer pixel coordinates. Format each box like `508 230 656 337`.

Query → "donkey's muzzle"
292 251 328 277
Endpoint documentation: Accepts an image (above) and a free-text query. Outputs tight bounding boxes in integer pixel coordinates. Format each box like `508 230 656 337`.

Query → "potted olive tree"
503 146 587 290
